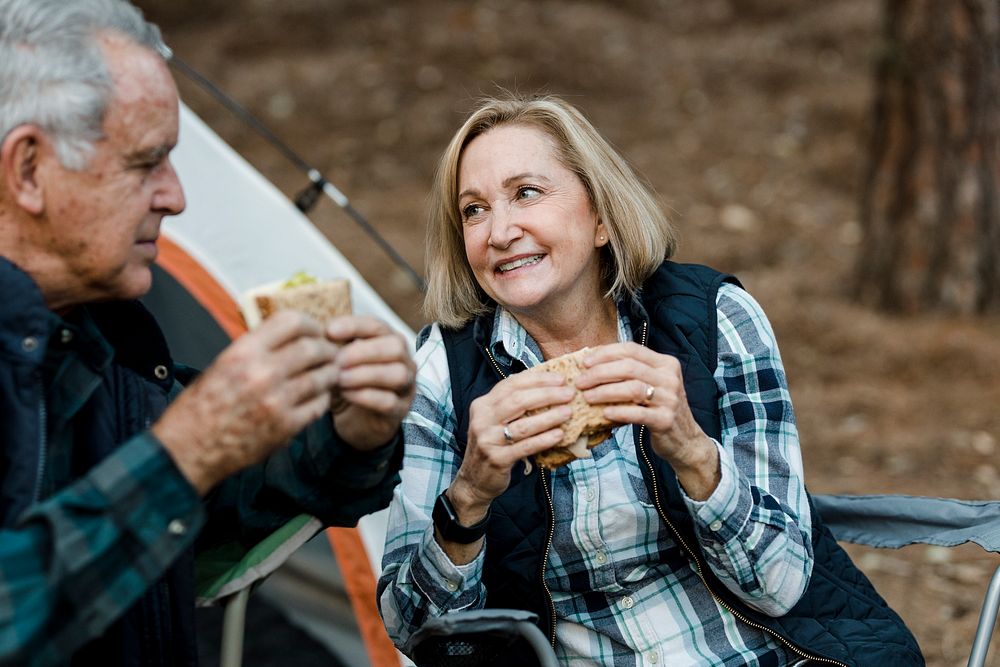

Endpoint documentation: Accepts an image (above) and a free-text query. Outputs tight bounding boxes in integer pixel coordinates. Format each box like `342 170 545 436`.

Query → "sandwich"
239 271 352 329
524 348 623 470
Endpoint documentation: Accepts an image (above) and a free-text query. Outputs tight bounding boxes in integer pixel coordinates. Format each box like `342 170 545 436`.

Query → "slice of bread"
239 278 352 329
524 348 622 470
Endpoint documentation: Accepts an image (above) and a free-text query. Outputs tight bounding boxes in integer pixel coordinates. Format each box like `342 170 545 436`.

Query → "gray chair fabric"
814 493 1000 553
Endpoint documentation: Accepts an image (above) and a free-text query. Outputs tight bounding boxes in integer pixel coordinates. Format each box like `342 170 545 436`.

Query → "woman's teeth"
498 255 543 273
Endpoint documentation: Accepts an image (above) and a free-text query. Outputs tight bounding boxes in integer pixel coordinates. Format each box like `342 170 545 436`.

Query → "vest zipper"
485 347 559 646
539 470 558 647
485 347 505 379
633 320 845 667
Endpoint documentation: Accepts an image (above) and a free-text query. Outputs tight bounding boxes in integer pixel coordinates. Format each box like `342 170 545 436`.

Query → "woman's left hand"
575 343 721 500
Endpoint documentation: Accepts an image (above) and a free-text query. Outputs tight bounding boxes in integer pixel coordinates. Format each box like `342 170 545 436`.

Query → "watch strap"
432 490 490 544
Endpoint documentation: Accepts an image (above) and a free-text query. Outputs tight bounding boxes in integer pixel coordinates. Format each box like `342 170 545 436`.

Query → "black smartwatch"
432 490 490 544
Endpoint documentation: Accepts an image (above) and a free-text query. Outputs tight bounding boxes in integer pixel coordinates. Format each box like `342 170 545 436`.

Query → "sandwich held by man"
0 1 415 664
239 272 353 329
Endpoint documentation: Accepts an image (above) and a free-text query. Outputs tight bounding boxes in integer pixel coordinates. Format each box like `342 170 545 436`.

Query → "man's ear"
1 125 47 216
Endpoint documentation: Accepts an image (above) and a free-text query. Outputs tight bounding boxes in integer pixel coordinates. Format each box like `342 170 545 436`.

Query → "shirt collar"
487 300 637 368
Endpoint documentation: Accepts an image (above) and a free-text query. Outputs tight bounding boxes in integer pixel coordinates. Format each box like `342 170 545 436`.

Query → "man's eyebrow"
124 144 174 164
458 172 552 200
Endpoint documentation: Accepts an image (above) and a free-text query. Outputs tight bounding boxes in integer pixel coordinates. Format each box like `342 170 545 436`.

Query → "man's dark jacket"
436 261 923 666
0 257 402 665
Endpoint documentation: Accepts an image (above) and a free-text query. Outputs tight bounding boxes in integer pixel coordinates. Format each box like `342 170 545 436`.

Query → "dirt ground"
135 1 1000 664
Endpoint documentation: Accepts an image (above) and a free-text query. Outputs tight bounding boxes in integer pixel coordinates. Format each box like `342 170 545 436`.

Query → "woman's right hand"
446 370 575 525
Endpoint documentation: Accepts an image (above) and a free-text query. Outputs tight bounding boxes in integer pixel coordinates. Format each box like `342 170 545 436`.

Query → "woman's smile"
496 253 546 274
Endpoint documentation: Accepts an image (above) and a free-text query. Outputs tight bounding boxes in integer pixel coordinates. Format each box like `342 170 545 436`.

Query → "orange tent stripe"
156 236 247 340
155 237 396 665
326 527 400 666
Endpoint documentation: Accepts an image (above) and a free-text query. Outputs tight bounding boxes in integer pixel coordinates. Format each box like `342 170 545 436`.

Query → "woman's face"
457 124 608 323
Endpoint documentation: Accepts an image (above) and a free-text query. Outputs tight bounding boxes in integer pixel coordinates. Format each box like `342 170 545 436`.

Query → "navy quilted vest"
435 261 923 666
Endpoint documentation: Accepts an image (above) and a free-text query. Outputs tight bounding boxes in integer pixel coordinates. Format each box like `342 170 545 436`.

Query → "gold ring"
644 385 656 404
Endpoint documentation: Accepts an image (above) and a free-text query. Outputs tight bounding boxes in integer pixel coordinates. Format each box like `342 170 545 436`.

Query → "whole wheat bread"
239 279 352 329
524 348 622 470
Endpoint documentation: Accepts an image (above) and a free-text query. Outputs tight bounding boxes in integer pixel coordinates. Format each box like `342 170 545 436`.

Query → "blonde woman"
378 94 921 666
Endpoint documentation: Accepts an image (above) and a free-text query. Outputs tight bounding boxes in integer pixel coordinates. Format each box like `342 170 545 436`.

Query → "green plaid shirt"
0 302 401 665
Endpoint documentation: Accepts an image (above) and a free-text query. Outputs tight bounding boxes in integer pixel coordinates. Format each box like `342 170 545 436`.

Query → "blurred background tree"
856 0 1000 313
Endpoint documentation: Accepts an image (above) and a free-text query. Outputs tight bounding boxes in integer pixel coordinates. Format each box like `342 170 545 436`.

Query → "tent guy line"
169 54 428 294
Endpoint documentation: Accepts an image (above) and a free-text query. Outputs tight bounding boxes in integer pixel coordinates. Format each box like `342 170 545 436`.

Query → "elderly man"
0 0 415 664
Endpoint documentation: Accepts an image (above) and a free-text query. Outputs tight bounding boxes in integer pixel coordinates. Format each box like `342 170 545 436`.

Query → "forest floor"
138 1 1000 664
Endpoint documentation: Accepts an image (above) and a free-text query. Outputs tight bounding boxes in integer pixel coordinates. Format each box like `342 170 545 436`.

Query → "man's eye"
130 160 160 173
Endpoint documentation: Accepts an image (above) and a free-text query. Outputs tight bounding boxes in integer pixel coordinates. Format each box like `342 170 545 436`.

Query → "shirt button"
647 652 659 664
620 596 634 610
445 581 458 592
595 551 608 564
586 488 596 502
153 365 169 380
167 519 187 536
709 520 723 532
21 336 38 352
60 329 73 344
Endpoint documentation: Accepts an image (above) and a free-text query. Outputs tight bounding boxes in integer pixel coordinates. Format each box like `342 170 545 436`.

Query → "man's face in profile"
40 32 185 305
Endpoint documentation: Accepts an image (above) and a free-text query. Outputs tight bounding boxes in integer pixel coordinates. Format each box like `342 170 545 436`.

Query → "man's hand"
153 311 339 495
325 316 416 452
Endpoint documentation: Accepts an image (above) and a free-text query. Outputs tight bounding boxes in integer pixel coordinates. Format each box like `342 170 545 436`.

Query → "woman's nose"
488 204 523 249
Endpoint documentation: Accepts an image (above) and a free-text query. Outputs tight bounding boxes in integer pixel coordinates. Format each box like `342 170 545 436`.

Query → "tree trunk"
856 0 1000 313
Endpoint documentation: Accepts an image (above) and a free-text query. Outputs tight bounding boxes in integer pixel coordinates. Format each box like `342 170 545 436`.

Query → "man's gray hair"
0 0 167 170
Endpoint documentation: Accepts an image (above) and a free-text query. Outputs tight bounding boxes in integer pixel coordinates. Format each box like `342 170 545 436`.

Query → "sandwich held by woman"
377 94 922 666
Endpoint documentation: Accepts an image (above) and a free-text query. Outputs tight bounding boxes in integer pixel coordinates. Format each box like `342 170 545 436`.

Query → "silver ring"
503 425 514 442
644 384 656 404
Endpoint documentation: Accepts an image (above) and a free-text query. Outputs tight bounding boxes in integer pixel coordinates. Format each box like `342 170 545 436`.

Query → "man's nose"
154 158 186 215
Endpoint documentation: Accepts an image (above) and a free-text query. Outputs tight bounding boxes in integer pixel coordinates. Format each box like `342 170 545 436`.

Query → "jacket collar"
0 256 60 366
0 255 175 389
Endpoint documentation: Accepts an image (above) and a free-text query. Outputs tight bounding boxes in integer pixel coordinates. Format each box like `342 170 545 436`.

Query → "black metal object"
406 610 558 667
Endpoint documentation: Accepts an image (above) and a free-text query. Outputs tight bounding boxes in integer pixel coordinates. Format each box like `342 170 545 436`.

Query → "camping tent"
144 103 413 667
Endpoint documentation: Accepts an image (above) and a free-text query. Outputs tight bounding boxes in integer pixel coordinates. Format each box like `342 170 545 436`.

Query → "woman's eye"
517 186 541 200
462 203 485 219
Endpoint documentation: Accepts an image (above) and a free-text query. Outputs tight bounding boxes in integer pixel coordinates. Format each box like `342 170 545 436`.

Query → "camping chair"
405 494 1000 667
405 609 557 667
196 514 323 667
814 494 1000 667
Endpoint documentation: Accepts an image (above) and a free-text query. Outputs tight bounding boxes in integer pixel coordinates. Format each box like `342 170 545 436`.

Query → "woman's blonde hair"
423 93 676 329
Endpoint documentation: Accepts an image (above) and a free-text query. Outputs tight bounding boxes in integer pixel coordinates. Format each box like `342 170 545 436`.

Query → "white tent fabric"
167 105 413 344
166 103 413 572
163 103 415 666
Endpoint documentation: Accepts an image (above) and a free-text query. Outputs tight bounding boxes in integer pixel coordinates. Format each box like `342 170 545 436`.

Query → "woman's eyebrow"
502 172 550 188
459 172 552 200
